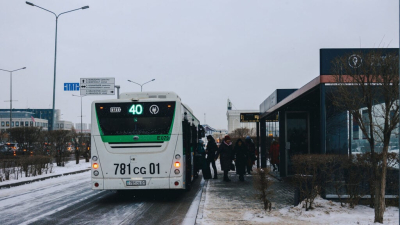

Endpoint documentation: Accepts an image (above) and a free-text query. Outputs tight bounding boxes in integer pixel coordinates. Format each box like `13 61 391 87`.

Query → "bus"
91 92 204 191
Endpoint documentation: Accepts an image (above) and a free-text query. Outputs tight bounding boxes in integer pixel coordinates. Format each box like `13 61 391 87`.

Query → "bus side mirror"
198 126 205 138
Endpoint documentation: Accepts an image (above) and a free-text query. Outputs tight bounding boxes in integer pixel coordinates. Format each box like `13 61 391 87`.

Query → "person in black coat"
206 135 218 179
245 136 256 174
234 139 248 181
215 135 233 182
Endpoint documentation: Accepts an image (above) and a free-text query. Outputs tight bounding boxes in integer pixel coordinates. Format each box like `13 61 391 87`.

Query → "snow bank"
0 159 91 186
242 196 399 224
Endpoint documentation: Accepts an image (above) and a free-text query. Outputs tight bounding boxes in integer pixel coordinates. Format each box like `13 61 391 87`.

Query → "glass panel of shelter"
285 112 309 176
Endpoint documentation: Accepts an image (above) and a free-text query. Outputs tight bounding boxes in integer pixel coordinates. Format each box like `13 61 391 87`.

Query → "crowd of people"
195 134 277 182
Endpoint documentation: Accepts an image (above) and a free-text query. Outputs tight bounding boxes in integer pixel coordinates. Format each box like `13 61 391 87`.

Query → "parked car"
5 143 19 151
0 144 13 155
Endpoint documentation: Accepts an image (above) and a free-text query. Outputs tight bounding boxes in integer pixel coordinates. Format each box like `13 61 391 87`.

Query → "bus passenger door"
182 119 192 190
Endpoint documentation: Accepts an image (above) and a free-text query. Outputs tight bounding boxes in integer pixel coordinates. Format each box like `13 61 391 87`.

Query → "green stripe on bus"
95 107 104 136
168 106 176 135
101 135 171 143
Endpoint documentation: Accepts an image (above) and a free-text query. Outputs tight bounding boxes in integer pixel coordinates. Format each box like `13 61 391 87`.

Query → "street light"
127 79 155 92
115 85 120 99
398 1 400 221
0 67 26 142
26 1 89 131
72 94 86 134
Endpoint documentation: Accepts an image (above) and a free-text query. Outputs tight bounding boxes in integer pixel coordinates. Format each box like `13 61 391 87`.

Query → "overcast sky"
0 0 398 129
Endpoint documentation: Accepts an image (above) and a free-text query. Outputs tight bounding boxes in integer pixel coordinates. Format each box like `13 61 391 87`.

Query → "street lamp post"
127 79 155 92
0 67 26 142
72 95 85 134
115 85 120 99
398 1 400 221
26 1 89 131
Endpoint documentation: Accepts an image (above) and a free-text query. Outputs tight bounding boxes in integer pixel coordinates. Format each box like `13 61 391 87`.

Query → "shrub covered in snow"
0 156 53 182
253 168 273 211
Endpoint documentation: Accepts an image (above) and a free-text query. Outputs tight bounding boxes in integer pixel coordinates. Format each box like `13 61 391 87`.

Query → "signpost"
240 113 260 122
64 83 80 91
240 112 261 168
80 77 115 96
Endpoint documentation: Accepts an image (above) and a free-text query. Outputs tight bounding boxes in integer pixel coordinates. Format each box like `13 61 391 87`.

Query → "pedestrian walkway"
195 168 299 225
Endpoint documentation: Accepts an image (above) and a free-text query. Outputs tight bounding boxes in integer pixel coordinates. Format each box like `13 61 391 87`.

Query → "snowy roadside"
0 159 91 187
244 196 399 225
182 178 205 225
196 159 399 225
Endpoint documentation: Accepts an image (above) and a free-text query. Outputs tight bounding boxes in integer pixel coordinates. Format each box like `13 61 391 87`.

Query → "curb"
195 179 208 224
0 168 91 189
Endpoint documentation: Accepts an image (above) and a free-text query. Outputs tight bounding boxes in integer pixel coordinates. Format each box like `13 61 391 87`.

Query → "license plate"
126 180 146 186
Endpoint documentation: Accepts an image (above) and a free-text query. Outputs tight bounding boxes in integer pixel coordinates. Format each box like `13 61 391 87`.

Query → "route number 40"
129 104 143 115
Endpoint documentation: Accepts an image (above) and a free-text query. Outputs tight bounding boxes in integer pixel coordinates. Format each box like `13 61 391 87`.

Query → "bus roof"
119 92 181 101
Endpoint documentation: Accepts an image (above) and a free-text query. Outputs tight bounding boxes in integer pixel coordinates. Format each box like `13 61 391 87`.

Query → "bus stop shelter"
259 48 399 177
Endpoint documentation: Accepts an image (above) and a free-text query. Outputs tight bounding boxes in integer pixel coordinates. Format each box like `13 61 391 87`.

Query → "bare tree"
229 127 253 138
48 130 72 166
0 130 8 143
70 128 80 164
9 127 42 154
330 50 399 223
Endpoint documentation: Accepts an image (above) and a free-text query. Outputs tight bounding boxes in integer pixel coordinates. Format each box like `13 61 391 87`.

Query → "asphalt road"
0 172 203 225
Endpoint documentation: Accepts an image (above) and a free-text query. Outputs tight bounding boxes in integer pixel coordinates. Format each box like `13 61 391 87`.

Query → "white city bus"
91 92 204 191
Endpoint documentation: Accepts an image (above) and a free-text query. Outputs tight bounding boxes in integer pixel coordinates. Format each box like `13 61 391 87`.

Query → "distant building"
202 124 228 136
75 123 88 130
226 99 258 135
0 111 48 131
0 108 60 130
55 121 74 130
0 108 76 131
74 123 91 133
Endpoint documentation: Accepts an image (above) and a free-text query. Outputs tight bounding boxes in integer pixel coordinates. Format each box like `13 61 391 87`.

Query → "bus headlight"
93 163 99 169
174 162 180 168
174 169 180 174
175 154 181 159
93 170 99 176
92 156 98 161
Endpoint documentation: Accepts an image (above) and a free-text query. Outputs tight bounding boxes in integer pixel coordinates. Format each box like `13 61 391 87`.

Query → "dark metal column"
260 118 266 168
320 84 326 154
278 111 286 177
348 111 352 155
256 121 260 168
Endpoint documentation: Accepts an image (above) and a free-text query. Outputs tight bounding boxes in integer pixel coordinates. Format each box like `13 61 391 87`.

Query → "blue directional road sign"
64 83 80 91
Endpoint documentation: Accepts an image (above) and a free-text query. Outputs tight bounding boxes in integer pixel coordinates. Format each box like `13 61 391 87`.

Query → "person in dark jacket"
245 136 256 174
269 139 280 171
196 139 210 179
233 139 248 181
216 135 233 182
206 135 218 179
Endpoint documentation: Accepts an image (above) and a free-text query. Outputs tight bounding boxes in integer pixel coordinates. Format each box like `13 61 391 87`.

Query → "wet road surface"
0 172 203 225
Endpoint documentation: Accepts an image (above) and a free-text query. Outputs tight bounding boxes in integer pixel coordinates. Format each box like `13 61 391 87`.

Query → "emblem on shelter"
348 54 362 68
150 105 159 114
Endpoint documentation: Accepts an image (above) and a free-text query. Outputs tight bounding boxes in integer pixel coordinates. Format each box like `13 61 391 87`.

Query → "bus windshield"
95 102 176 135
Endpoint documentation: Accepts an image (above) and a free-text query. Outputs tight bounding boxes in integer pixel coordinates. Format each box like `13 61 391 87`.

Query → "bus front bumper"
91 177 184 190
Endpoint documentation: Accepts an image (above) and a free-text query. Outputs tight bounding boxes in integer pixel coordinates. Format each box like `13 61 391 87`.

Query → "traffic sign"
80 78 115 96
64 83 80 91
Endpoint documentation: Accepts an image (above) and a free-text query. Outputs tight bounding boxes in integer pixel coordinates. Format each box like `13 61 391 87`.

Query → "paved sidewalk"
196 169 297 225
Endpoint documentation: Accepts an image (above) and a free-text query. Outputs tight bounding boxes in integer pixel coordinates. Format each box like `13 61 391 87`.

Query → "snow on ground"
0 159 91 186
200 159 399 224
243 196 399 225
0 171 97 225
182 179 205 225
